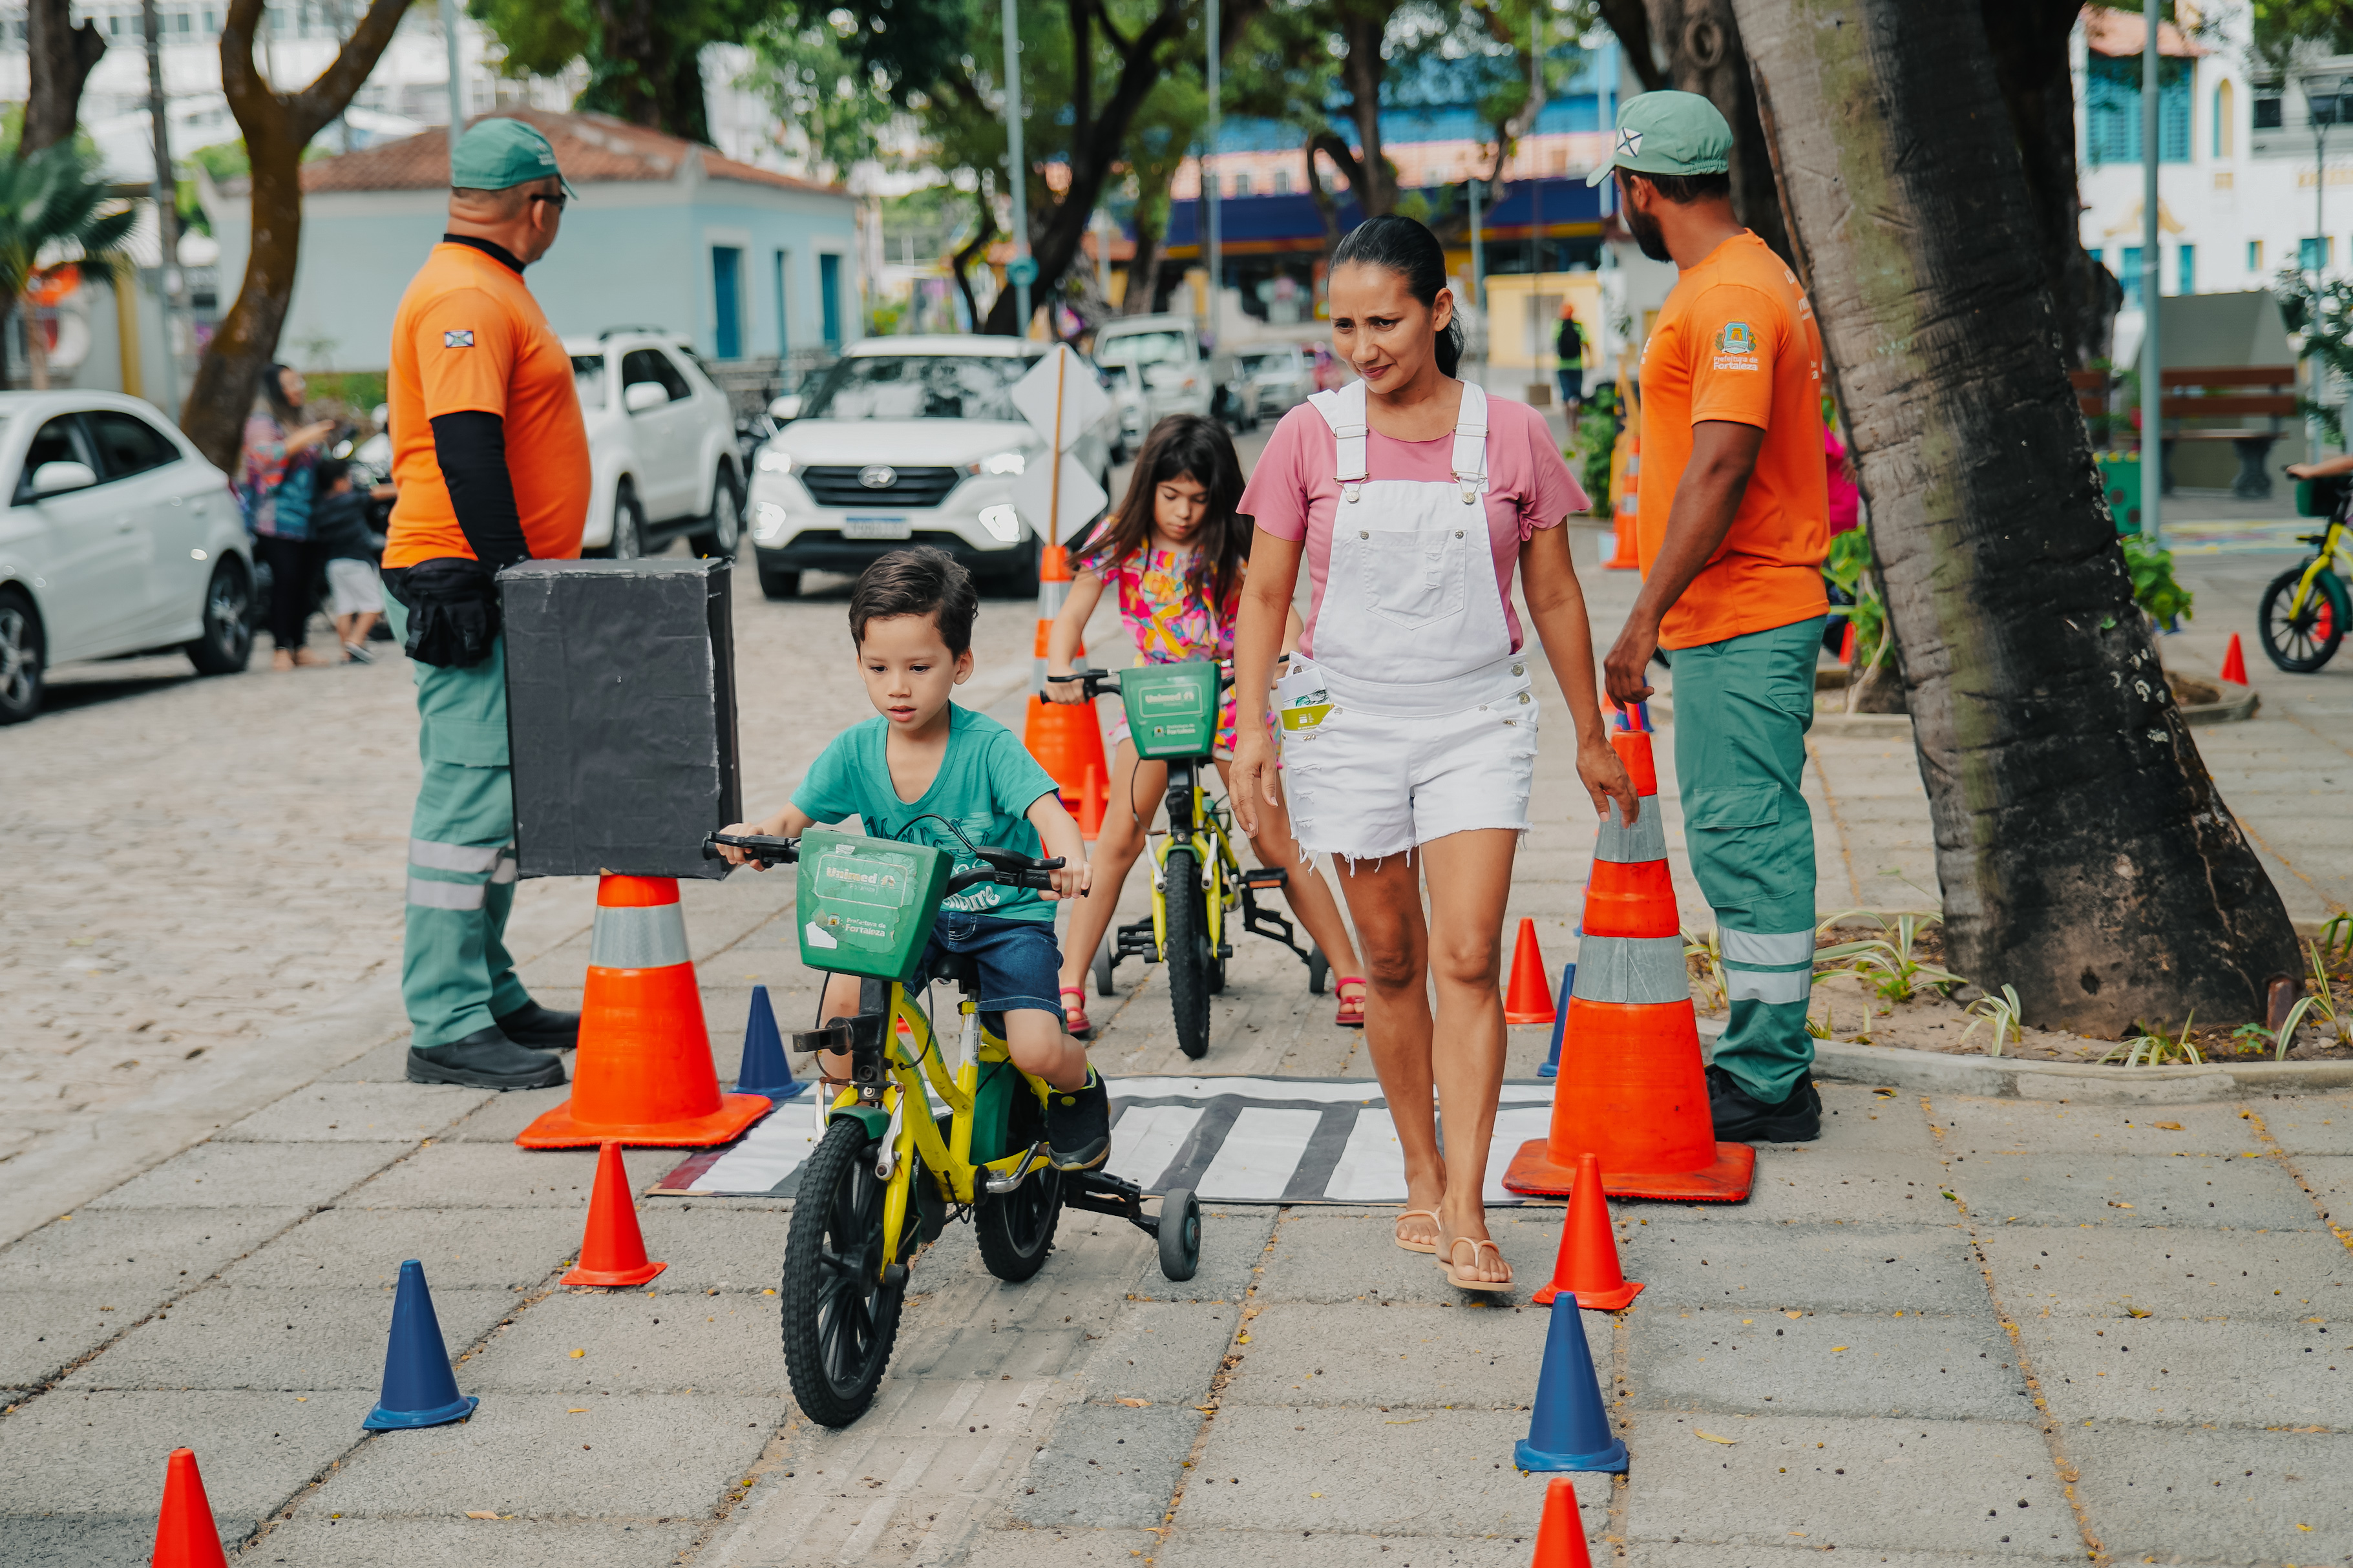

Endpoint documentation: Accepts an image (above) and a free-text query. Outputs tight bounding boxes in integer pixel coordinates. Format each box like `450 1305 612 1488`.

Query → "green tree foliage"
0 141 136 388
739 10 898 180
467 0 773 141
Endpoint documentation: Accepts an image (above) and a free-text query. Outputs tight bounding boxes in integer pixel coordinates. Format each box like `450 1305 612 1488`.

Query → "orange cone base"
1505 1006 1557 1025
563 1257 668 1287
518 1092 772 1149
1532 1277 1645 1310
1503 1137 1757 1202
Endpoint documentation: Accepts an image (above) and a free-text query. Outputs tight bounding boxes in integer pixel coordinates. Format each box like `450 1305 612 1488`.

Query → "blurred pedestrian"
309 457 384 662
379 116 589 1091
1556 299 1586 412
240 362 337 671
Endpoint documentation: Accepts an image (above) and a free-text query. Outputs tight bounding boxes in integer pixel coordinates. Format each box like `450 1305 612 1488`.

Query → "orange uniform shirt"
382 241 591 569
1636 231 1830 649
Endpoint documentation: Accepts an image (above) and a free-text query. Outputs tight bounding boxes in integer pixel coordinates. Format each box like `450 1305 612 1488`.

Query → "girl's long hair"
255 362 302 426
1081 413 1249 619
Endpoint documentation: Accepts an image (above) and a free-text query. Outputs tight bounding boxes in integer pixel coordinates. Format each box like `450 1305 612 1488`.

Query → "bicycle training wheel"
1164 845 1212 1060
1093 934 1117 998
2260 563 2349 673
1307 946 1329 996
779 1117 905 1427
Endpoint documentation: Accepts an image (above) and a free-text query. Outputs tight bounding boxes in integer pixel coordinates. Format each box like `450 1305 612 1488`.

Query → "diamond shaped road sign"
1010 344 1112 454
1010 452 1110 544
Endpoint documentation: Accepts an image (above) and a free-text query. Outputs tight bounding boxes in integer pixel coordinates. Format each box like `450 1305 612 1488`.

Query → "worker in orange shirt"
379 118 592 1090
1594 93 1831 1143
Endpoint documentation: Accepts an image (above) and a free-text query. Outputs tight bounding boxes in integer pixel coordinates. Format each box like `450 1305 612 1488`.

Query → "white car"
747 337 1113 598
1236 343 1318 423
1093 314 1253 433
565 330 745 559
0 391 251 724
1104 362 1146 461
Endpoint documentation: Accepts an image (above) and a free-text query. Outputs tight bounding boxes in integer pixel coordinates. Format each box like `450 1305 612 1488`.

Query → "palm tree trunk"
1728 0 2299 1034
23 298 48 390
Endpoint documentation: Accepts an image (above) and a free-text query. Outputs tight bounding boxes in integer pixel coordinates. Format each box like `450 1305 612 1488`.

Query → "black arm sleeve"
429 410 530 570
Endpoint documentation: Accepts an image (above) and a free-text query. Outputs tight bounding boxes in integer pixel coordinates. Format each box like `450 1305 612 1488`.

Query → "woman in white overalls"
1230 216 1637 1291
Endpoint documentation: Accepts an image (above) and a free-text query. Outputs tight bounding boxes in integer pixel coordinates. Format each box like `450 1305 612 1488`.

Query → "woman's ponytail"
1435 317 1465 379
1331 214 1463 379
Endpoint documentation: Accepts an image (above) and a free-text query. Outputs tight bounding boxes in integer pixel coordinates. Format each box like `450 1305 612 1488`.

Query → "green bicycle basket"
1120 660 1221 759
794 830 953 982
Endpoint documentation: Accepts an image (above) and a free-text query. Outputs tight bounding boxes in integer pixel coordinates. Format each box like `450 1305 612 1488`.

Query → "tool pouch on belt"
385 557 501 667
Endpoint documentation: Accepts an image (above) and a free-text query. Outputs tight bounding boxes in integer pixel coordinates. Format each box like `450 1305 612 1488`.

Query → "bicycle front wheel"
780 1117 905 1427
2261 563 2349 673
1165 845 1212 1059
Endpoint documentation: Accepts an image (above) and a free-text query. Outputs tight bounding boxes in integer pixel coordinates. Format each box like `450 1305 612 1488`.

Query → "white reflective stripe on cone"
1592 796 1667 864
588 902 692 969
1725 967 1813 1005
408 877 487 912
1568 935 1689 1005
408 838 505 874
1720 928 1817 967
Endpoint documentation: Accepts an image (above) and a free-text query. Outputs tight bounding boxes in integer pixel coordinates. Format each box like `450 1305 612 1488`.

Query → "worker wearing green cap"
1593 91 1833 1144
380 116 591 1090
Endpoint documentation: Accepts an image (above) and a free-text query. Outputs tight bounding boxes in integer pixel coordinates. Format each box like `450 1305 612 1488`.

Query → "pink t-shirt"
1238 393 1586 656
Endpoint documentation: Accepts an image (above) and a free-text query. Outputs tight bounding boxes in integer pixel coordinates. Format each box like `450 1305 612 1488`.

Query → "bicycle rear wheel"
975 1076 1064 1281
1165 845 1212 1059
780 1118 904 1427
2261 563 2349 673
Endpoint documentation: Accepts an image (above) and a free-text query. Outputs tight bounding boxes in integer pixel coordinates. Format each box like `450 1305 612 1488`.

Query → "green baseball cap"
1584 90 1733 187
450 116 578 198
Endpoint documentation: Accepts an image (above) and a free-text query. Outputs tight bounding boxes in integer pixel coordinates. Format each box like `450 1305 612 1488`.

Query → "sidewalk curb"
1806 1037 2353 1103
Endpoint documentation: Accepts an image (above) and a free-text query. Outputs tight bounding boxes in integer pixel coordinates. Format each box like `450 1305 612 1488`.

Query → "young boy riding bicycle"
715 546 1113 1170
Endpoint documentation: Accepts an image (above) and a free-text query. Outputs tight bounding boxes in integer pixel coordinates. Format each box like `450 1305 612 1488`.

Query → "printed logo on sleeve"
1711 320 1758 371
443 329 475 348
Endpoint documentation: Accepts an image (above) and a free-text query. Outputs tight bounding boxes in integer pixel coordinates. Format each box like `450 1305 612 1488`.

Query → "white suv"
566 331 744 559
747 336 1112 598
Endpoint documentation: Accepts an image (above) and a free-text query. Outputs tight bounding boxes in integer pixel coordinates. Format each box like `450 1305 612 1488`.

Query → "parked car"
1235 343 1318 423
565 329 745 560
1093 314 1254 434
747 335 1114 599
1103 362 1146 461
0 392 253 724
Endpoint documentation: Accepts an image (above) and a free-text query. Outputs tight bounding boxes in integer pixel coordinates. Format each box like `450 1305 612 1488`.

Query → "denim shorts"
912 913 1067 1036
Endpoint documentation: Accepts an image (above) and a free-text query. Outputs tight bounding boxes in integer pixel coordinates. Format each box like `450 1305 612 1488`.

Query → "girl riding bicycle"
1046 415 1367 1034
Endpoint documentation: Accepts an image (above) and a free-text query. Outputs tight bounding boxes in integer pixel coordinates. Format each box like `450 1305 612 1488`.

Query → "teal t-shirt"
792 705 1063 922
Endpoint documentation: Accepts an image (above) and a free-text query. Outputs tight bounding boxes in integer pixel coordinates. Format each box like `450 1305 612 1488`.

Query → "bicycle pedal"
1240 866 1289 890
792 1019 856 1053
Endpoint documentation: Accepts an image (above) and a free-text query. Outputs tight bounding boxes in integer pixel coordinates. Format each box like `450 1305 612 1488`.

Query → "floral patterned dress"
1091 543 1242 755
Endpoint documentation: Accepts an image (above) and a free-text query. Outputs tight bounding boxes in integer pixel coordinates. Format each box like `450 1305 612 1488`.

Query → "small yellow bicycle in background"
2264 479 2353 672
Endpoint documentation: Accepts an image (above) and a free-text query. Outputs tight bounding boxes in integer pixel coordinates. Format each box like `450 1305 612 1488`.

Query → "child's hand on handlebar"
1044 667 1087 704
1043 856 1092 902
714 822 765 868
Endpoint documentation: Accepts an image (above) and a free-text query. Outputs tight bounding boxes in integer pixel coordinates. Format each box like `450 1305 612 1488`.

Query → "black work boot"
1707 1064 1821 1142
408 1027 567 1091
1046 1069 1111 1171
493 999 580 1052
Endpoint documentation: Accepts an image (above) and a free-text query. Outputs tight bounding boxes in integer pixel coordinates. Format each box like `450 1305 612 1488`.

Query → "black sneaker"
494 1000 580 1052
1046 1069 1111 1171
1707 1064 1822 1142
408 1027 566 1090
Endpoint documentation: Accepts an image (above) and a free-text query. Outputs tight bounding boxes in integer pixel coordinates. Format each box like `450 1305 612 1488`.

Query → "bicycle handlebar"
1048 661 1247 698
707 831 1071 894
704 831 800 866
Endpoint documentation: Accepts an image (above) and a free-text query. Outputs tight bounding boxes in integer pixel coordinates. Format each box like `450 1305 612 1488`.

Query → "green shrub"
1568 382 1619 516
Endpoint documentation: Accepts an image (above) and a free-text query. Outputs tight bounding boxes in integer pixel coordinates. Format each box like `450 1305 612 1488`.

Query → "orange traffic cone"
150 1448 228 1568
518 875 772 1148
2221 631 2248 685
1504 917 1558 1025
1529 1476 1595 1568
1605 437 1640 570
1023 543 1109 807
1530 1151 1643 1310
1839 619 1857 665
562 1141 667 1286
1080 762 1105 841
1505 707 1755 1202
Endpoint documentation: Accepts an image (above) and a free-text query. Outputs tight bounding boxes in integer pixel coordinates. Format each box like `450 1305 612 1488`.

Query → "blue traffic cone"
734 984 795 1098
362 1259 478 1430
1514 1297 1628 1474
1537 963 1576 1079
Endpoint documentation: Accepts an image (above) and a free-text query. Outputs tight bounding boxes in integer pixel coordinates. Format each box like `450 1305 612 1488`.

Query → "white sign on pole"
1011 454 1110 544
1011 344 1112 448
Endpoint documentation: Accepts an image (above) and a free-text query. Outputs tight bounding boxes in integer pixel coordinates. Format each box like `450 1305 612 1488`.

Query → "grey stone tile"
0 1290 142 1386
348 1142 679 1209
1941 1151 2314 1229
2290 1154 2353 1220
1223 1299 1581 1412
317 1036 418 1085
315 1392 776 1517
86 1140 408 1210
439 1083 575 1142
1644 1148 1956 1226
2254 1093 2353 1155
0 1516 159 1568
1077 1300 1239 1406
636 1205 796 1294
216 1206 580 1291
1629 1304 2032 1421
1625 1221 1990 1317
1255 1209 1564 1305
1817 1084 1948 1155
1159 1529 1545 1566
1930 1096 2263 1157
1624 1412 2073 1554
2065 1425 2353 1562
1010 1401 1202 1529
1181 1405 1545 1535
1124 1205 1277 1304
250 1515 704 1567
0 1207 306 1297
1978 1225 2351 1320
959 1527 1167 1567
2022 1315 2352 1427
1634 1551 2080 1567
215 1083 492 1143
461 1290 785 1397
59 1286 513 1393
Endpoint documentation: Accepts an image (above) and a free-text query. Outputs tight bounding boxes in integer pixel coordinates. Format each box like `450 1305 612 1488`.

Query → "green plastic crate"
1120 661 1221 759
2096 449 2142 535
795 830 952 982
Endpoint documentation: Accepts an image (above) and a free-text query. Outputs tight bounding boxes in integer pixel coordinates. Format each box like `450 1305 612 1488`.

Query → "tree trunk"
181 0 408 469
1638 0 1791 265
23 300 50 390
1729 0 2299 1034
1594 0 1668 90
23 0 105 157
1123 207 1168 317
1335 3 1395 218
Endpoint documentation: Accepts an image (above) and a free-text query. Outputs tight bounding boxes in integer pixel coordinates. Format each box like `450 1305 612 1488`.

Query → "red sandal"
1335 976 1367 1029
1060 985 1096 1040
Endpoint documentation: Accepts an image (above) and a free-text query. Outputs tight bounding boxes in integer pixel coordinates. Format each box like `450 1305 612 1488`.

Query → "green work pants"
384 595 529 1049
1670 616 1826 1103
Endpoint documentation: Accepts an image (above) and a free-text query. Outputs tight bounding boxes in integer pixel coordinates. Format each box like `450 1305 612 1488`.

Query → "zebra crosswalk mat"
653 1077 1563 1205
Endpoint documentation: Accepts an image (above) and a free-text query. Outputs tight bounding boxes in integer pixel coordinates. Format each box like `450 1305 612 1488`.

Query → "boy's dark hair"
849 545 978 654
314 456 352 491
1635 169 1731 205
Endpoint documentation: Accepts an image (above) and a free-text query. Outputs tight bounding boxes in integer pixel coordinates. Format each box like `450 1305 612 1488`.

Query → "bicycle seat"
929 949 985 993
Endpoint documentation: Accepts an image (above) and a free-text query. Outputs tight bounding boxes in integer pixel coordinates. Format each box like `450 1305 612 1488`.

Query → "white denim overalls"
1272 379 1540 861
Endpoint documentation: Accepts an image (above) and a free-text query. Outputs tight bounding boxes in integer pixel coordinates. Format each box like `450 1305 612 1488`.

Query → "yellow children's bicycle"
1048 661 1327 1061
704 830 1201 1429
2264 480 2353 673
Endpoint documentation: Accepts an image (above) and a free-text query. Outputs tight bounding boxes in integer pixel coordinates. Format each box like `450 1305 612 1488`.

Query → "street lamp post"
2306 73 2340 463
1003 0 1032 336
1204 0 1220 352
2140 0 2161 550
139 0 181 419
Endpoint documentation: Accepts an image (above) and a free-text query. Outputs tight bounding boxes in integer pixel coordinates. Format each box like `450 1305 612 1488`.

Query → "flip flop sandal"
1059 986 1095 1040
1437 1236 1515 1294
1392 1207 1442 1255
1334 976 1368 1029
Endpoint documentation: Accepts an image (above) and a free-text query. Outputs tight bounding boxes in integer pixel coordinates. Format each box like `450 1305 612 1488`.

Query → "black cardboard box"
501 558 740 879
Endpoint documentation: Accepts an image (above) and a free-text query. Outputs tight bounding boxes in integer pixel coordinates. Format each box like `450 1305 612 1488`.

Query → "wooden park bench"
2069 366 2297 499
